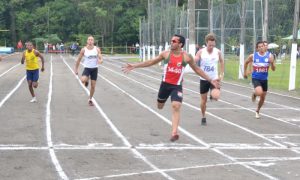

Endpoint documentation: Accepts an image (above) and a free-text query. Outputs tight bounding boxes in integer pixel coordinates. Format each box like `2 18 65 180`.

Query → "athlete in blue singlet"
244 41 276 118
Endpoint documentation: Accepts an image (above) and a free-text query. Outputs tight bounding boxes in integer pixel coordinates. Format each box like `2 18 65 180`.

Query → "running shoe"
30 97 37 103
88 99 94 106
255 111 260 119
201 117 207 125
251 93 256 102
170 134 179 142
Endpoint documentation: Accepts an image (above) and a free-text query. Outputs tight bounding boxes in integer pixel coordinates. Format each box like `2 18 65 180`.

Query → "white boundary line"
186 71 300 100
0 76 26 108
89 64 278 179
106 58 300 103
0 63 21 78
105 60 300 125
46 55 68 179
62 56 176 180
76 157 300 180
100 63 290 148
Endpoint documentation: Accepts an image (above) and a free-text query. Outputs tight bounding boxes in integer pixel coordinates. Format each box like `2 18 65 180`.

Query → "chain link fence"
140 0 299 93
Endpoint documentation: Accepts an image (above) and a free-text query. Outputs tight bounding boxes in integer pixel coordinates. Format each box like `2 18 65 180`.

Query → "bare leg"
211 88 220 100
81 75 89 86
256 91 267 113
89 80 96 100
171 101 181 136
200 93 208 118
254 86 264 97
32 81 38 88
157 102 165 109
28 81 35 97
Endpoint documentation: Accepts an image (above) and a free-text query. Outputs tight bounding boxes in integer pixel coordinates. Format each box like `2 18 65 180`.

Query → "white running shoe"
255 111 260 119
30 97 37 103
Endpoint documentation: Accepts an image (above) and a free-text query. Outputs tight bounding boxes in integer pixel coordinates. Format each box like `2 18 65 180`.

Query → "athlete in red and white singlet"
122 34 219 142
162 52 187 85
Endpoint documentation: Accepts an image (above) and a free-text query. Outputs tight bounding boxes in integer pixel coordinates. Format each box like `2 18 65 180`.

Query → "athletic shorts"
26 69 39 82
82 67 98 81
200 80 216 94
157 82 183 103
252 78 268 92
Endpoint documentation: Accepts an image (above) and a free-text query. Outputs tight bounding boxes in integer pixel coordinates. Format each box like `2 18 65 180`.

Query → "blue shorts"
26 69 39 82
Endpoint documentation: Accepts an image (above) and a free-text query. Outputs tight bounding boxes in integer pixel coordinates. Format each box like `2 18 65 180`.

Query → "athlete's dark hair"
256 40 264 49
174 34 185 48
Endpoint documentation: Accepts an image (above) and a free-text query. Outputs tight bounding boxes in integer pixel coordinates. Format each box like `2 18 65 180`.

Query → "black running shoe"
170 134 179 142
201 117 207 125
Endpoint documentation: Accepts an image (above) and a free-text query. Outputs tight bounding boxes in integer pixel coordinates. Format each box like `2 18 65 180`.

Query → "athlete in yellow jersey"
21 41 45 102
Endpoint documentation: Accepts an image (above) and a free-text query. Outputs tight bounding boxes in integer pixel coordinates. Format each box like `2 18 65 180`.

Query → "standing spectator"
44 42 48 54
17 40 23 52
60 42 65 53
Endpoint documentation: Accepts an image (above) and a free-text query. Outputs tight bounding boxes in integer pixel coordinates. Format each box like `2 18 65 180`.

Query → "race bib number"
204 66 215 72
254 67 268 73
167 67 182 74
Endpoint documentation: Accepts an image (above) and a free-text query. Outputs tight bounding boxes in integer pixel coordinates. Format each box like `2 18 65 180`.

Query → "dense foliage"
0 0 147 47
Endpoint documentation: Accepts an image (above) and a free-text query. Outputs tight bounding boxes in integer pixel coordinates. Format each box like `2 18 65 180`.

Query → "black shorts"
252 78 268 91
82 67 98 80
200 80 215 94
157 82 183 103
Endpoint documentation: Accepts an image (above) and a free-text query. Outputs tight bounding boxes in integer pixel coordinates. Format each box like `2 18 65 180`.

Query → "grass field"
224 54 300 93
109 53 299 94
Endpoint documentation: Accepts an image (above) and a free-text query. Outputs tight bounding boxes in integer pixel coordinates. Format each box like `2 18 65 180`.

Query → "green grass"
224 54 300 92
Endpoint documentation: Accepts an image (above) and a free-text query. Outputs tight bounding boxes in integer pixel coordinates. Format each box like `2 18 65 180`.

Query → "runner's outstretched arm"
122 52 165 73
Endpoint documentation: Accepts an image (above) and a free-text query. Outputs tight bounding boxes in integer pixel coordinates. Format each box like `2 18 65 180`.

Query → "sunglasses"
171 40 179 43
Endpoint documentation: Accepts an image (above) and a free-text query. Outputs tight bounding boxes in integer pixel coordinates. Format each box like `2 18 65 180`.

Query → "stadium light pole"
289 0 299 91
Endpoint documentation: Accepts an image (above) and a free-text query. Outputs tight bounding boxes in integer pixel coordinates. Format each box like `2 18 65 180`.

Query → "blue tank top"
252 51 270 80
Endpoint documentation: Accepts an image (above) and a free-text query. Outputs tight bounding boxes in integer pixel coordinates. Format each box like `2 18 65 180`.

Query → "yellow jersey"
25 49 39 70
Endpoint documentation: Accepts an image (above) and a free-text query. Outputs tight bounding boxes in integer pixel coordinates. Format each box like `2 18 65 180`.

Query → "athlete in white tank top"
83 46 98 68
74 35 103 106
198 47 219 80
195 33 224 125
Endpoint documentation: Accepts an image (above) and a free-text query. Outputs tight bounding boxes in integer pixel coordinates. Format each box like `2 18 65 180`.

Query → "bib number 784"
204 66 214 72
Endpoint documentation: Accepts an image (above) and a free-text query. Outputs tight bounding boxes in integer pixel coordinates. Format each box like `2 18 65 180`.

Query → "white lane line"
46 56 68 180
93 68 278 180
220 80 300 100
206 108 290 110
62 56 175 180
75 156 291 180
262 134 300 137
101 64 288 148
71 56 279 179
0 144 294 151
234 157 300 161
0 63 21 78
106 59 300 107
104 60 300 127
0 76 26 108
